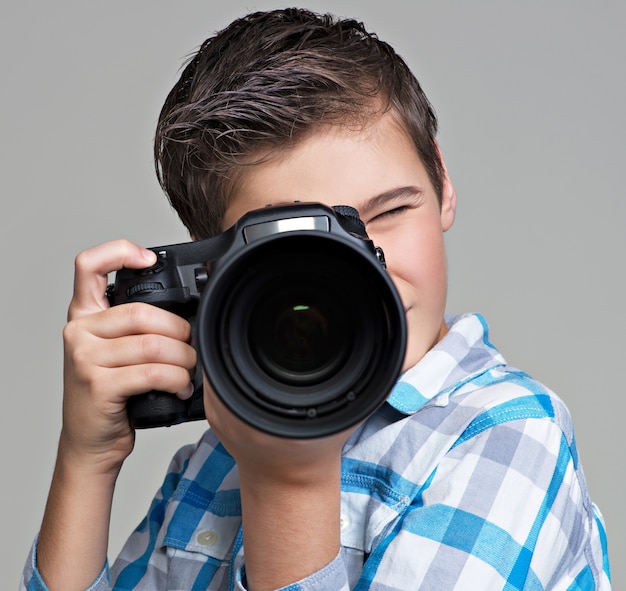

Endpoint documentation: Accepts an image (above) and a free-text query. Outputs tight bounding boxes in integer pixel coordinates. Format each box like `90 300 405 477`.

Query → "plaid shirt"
22 313 611 590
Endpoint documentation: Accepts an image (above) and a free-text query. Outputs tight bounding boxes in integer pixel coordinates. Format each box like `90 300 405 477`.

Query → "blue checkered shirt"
22 313 611 590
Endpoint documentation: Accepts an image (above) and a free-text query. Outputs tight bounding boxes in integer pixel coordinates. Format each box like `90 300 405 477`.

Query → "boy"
21 8 610 591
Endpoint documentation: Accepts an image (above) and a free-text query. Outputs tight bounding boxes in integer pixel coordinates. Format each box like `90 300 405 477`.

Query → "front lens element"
249 288 350 385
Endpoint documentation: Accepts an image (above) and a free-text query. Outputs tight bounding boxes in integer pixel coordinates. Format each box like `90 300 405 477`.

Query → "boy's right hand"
36 239 197 590
59 239 197 476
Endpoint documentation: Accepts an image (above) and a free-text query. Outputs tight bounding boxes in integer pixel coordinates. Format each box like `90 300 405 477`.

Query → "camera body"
108 202 406 438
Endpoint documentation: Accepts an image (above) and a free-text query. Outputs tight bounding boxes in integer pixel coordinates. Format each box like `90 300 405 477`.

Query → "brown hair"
155 8 443 239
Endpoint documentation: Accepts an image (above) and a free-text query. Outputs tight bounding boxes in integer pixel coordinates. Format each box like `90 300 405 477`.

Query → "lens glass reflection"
250 289 349 385
274 304 328 372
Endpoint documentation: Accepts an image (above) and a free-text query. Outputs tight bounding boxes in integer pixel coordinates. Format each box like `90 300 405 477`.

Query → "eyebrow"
358 185 423 218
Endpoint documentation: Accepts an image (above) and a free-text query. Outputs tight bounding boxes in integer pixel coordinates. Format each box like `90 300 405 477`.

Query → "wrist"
37 444 118 590
50 442 120 507
238 449 342 490
238 458 342 591
57 429 131 479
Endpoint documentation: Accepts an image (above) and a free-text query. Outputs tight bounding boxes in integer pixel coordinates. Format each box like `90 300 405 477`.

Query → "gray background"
2 1 623 588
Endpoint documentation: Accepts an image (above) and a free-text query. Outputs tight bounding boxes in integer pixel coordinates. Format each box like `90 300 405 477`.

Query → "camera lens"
197 230 406 438
249 287 350 385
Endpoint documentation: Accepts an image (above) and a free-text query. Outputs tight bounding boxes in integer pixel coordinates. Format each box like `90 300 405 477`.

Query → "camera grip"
127 391 187 428
127 387 205 428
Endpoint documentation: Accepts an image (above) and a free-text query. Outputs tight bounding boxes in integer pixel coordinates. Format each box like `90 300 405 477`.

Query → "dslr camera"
107 203 406 438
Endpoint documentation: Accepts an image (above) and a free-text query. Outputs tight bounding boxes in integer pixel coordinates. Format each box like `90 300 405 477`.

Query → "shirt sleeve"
354 416 611 590
108 441 199 587
233 549 351 591
20 441 197 591
20 539 110 591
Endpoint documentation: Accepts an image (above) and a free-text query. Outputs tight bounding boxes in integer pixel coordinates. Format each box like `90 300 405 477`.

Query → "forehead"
222 113 432 228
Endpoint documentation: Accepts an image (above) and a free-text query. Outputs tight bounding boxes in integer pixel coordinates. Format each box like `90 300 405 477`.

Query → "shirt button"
340 514 350 531
197 530 219 547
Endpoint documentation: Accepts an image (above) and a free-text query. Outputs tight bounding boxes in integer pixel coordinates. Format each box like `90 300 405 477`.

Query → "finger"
69 240 156 319
94 333 197 373
73 303 193 342
107 363 197 401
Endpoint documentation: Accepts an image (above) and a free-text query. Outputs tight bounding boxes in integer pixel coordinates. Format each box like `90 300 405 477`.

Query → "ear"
437 143 456 232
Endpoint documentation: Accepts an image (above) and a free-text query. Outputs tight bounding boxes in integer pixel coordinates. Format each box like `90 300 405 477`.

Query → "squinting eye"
371 206 408 221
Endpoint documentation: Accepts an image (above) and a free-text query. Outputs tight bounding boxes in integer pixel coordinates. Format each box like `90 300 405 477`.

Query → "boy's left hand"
203 377 354 591
202 376 353 485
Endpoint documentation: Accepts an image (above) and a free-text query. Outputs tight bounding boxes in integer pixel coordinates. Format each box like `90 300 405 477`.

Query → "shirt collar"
387 313 507 414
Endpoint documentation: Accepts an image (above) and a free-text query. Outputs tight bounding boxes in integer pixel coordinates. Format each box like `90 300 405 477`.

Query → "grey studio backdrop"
2 1 623 588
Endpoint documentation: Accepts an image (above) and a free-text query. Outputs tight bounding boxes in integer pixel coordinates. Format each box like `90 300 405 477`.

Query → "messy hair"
155 8 443 239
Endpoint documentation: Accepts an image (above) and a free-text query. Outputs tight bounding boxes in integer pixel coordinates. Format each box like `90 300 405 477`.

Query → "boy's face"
222 112 456 372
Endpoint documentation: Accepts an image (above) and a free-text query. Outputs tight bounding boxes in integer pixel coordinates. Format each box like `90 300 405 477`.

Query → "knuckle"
123 302 151 327
142 364 167 388
65 342 95 380
114 238 134 250
143 364 188 392
63 321 101 381
186 346 198 369
63 320 90 356
62 319 80 344
139 334 164 360
73 249 94 273
181 320 193 342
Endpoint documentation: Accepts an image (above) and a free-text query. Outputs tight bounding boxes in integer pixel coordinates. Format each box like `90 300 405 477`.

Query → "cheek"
393 230 449 370
384 224 448 298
